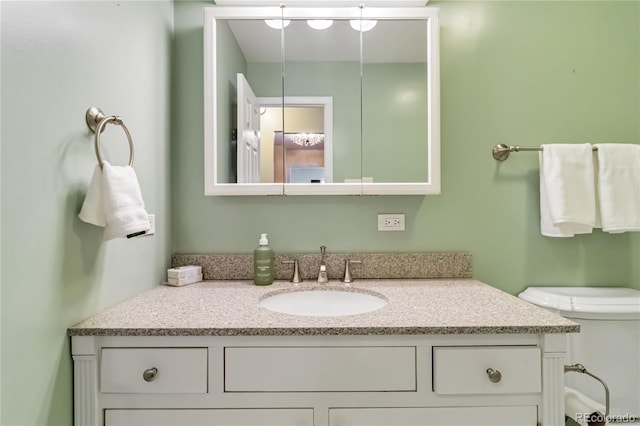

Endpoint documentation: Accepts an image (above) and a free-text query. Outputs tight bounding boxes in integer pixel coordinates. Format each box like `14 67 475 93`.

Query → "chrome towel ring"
85 107 134 170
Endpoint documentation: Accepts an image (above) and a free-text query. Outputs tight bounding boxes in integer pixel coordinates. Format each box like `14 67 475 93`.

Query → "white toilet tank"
519 287 640 420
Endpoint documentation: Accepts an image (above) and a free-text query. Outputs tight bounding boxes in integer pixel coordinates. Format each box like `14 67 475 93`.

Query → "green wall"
174 0 639 293
1 1 173 425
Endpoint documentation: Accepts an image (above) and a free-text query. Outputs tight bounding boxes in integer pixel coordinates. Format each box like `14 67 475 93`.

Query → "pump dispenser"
253 233 274 286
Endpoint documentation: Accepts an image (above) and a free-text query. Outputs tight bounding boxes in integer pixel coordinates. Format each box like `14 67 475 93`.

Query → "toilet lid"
518 287 640 320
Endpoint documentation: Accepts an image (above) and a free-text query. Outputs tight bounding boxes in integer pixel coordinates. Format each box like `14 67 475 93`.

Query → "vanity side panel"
71 336 100 426
540 334 567 426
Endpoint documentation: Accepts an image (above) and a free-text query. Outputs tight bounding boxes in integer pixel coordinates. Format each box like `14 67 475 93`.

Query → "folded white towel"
595 143 640 233
539 144 597 237
79 161 150 240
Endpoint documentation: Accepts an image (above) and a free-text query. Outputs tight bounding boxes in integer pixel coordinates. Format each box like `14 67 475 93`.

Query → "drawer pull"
486 368 502 383
142 367 158 382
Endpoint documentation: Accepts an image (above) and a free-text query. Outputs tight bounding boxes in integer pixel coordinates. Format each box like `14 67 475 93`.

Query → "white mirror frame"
204 6 440 196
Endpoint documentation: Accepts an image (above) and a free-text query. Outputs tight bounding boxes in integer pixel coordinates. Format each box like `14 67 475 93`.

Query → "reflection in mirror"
261 103 333 183
234 78 324 184
362 20 429 183
215 18 284 185
275 130 325 183
204 7 440 195
282 18 362 184
236 73 261 183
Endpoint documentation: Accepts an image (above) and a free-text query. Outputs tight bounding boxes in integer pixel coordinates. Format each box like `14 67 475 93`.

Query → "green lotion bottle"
254 233 274 286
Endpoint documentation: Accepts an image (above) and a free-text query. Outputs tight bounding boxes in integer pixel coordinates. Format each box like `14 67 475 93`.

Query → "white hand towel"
78 161 150 239
594 143 640 233
78 165 106 227
539 144 597 237
102 161 150 240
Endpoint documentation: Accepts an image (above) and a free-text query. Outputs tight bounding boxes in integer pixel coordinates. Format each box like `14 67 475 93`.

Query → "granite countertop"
68 279 579 336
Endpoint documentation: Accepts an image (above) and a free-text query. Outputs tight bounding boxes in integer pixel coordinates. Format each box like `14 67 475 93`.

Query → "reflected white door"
237 73 261 183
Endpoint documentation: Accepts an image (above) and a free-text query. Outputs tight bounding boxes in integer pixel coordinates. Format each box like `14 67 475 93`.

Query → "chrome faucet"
342 259 362 283
282 259 303 283
317 245 328 283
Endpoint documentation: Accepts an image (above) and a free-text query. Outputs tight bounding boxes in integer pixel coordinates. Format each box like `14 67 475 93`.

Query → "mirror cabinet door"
282 12 363 195
243 16 285 188
362 19 429 184
206 11 285 195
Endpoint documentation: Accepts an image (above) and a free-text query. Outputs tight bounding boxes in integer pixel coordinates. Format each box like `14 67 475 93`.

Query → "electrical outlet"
146 214 155 236
377 214 405 232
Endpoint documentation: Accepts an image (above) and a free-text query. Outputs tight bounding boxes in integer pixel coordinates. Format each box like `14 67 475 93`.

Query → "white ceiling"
228 19 428 63
216 1 428 6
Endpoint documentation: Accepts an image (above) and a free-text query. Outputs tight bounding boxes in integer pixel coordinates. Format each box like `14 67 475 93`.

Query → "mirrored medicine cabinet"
204 6 440 195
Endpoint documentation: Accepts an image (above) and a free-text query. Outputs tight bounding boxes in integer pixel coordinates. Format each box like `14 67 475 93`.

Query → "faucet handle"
342 260 362 283
282 259 303 283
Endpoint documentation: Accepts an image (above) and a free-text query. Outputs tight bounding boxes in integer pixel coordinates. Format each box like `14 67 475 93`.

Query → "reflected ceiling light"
307 19 333 30
264 19 290 29
349 19 377 32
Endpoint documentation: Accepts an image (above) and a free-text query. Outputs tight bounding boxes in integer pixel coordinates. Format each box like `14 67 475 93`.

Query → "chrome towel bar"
492 143 598 161
565 363 610 418
85 107 134 170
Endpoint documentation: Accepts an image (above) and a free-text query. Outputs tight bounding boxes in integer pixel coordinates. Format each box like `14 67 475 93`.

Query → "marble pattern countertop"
68 280 579 336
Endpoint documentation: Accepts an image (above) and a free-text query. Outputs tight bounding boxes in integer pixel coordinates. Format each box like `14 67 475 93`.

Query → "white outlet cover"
377 214 405 231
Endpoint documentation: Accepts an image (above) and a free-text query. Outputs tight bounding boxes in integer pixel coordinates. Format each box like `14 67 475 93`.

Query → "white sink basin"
259 288 388 317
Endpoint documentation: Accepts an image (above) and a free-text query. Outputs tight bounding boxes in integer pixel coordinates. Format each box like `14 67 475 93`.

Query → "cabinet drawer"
101 348 208 394
105 409 313 426
225 346 416 392
329 406 537 426
433 346 541 395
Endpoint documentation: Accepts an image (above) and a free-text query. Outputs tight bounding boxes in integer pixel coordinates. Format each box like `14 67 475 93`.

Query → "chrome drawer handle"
486 368 502 383
142 367 158 382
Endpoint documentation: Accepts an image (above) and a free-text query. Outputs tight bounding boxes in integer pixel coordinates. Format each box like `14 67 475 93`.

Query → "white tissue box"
167 265 202 279
167 274 203 287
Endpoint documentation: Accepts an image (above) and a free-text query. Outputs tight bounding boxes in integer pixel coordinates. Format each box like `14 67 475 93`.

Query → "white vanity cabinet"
72 333 567 426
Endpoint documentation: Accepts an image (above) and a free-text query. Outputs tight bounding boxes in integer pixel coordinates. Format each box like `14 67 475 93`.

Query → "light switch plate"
146 214 155 236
